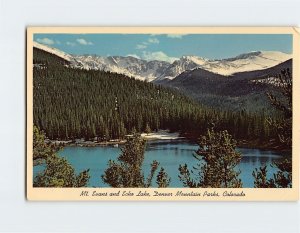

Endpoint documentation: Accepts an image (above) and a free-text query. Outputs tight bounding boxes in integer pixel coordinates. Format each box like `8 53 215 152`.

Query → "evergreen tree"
179 127 242 188
252 166 274 188
102 134 170 188
252 159 292 188
33 125 58 164
156 168 171 188
34 155 90 187
33 125 90 187
252 69 292 188
266 69 292 147
145 123 151 135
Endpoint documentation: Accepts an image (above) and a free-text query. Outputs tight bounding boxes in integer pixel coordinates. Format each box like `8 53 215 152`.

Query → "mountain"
32 41 292 112
162 59 292 112
73 55 170 82
195 51 291 76
33 44 277 142
154 56 208 82
33 42 291 82
32 44 216 140
74 51 291 83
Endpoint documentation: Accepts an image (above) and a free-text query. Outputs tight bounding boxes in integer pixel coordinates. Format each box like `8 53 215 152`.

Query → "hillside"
33 48 209 139
32 48 277 141
162 59 292 112
33 47 71 66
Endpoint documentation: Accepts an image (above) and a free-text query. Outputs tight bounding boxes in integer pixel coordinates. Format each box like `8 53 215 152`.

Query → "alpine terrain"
33 42 291 82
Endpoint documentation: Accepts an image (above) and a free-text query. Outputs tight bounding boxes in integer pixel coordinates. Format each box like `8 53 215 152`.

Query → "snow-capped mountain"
197 51 292 76
74 51 291 81
33 42 170 82
33 42 292 82
73 55 170 82
154 56 208 82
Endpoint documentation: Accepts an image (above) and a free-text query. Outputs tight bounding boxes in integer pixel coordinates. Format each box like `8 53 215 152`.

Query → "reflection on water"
33 140 287 188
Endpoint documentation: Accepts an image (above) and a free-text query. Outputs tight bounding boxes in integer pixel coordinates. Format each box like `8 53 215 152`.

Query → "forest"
33 48 280 143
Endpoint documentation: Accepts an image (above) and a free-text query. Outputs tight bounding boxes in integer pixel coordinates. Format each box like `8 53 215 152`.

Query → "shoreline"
237 139 291 154
46 130 291 153
47 130 184 147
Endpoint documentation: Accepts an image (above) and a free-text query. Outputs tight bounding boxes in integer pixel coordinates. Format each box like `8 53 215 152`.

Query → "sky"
33 33 292 62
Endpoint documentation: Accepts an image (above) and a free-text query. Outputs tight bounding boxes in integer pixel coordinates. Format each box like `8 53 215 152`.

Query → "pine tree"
145 123 151 135
33 125 57 163
252 166 275 188
33 125 90 187
252 159 292 188
179 127 242 188
252 69 292 188
102 134 170 188
266 69 292 147
156 168 171 188
34 155 90 187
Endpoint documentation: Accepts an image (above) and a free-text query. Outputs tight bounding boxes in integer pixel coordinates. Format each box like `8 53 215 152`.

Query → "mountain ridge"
161 59 292 111
33 41 292 83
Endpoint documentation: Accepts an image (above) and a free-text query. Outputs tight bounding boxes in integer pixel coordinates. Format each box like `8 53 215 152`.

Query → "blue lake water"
33 140 285 188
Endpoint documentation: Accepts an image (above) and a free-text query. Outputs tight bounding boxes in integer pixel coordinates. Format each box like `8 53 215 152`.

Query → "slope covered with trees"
163 60 292 112
33 48 280 142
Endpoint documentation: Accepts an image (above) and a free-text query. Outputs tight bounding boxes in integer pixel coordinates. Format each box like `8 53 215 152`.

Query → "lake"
34 140 285 188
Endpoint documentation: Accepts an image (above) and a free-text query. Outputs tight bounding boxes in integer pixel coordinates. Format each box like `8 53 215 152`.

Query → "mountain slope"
32 44 282 142
75 51 291 82
154 56 208 82
74 55 170 82
32 46 220 140
199 51 291 76
33 41 74 63
162 59 292 112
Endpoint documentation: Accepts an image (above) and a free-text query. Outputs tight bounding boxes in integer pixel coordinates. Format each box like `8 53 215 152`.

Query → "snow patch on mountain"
73 55 170 82
33 41 73 62
202 51 292 76
155 51 291 81
251 76 287 87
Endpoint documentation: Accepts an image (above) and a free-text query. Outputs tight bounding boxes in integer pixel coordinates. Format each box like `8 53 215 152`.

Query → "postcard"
27 27 299 201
